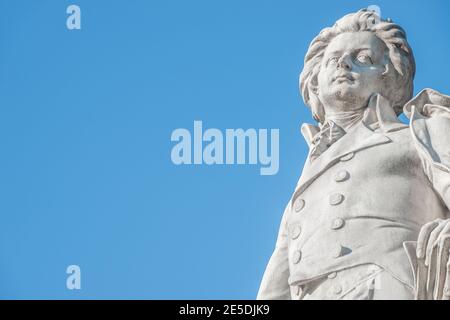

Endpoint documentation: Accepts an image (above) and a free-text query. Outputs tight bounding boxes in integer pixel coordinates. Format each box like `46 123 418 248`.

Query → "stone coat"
257 89 450 300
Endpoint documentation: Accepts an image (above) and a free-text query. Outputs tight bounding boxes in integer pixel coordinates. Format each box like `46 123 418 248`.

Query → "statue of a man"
258 9 450 300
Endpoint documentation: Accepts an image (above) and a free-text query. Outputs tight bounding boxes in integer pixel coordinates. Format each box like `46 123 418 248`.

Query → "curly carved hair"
299 9 416 122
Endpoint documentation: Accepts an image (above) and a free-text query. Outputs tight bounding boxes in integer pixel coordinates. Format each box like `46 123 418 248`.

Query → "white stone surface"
258 9 450 300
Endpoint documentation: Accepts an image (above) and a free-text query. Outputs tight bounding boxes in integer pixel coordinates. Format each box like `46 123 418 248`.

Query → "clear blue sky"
0 0 449 299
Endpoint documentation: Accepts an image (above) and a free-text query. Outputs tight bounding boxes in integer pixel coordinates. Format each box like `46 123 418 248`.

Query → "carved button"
340 152 355 161
293 198 305 212
290 225 302 239
331 218 345 230
292 250 302 264
332 284 342 295
332 245 343 258
335 170 350 182
329 193 344 206
327 272 337 279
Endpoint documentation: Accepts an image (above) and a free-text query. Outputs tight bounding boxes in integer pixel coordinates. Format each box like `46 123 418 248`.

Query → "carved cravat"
309 120 346 161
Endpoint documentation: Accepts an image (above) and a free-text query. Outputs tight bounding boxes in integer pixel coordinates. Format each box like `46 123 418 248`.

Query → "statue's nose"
337 54 352 71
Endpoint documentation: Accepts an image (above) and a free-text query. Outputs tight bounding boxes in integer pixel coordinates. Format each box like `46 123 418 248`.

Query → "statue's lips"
332 74 355 83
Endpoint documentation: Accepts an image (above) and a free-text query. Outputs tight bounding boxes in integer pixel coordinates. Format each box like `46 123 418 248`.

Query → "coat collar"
301 94 408 146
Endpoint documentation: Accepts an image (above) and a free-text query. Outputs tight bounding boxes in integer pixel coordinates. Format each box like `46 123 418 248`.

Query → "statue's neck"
324 108 365 132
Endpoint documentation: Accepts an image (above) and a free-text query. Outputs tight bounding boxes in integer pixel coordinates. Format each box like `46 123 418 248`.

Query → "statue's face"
317 31 389 114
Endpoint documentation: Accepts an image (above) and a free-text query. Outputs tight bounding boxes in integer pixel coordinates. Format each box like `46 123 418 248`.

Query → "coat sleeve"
404 88 450 211
257 203 291 300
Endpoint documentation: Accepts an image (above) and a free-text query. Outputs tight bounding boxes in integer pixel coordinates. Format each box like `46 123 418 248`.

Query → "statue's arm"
406 88 450 211
257 203 291 300
405 89 450 299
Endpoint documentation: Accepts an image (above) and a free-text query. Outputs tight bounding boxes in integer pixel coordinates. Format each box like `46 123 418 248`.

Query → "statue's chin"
332 83 357 97
321 86 370 110
334 89 358 101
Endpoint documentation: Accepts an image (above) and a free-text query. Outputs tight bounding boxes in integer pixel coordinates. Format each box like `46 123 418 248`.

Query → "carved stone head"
299 9 416 123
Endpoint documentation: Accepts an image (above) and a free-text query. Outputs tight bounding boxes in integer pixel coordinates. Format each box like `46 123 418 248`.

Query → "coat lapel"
293 120 392 200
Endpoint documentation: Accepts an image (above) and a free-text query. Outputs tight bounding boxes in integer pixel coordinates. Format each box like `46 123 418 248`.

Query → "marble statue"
257 9 450 300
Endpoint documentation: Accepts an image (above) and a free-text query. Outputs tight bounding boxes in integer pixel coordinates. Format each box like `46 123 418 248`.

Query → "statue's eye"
356 54 372 64
329 57 339 65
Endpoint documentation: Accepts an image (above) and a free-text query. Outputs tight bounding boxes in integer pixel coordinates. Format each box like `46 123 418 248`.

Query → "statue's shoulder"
403 88 450 118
